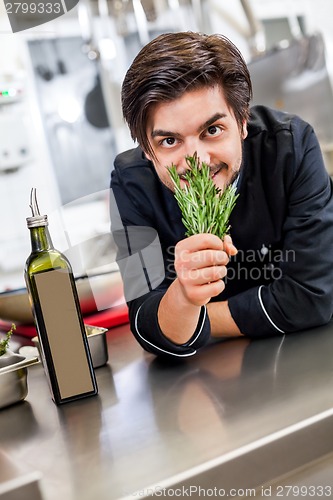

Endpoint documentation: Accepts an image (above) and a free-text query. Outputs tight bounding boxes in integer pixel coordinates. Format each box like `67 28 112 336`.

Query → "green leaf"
168 154 238 239
0 323 16 356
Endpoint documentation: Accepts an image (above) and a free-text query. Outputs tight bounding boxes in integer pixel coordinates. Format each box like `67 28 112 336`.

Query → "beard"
157 146 244 192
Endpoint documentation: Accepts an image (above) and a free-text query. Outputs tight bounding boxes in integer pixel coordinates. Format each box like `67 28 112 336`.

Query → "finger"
177 233 224 253
185 279 226 305
179 265 227 285
223 235 238 256
175 249 229 270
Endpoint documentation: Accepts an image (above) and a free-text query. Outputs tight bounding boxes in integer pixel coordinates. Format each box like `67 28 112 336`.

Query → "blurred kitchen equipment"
240 0 266 56
132 0 150 46
108 0 198 44
0 268 124 324
0 351 39 409
0 76 33 174
84 73 109 128
28 36 116 205
240 0 333 172
248 32 333 152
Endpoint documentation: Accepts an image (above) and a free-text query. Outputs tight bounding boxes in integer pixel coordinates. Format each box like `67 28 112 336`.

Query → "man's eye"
161 137 176 147
206 125 222 136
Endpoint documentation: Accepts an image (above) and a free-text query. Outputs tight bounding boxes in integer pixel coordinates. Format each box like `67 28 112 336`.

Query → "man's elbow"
289 298 333 332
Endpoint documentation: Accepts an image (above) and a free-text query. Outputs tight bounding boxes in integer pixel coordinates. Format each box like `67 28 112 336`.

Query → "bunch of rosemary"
0 323 16 356
168 154 238 239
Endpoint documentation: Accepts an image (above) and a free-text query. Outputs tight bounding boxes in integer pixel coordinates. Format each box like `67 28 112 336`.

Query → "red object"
0 304 129 338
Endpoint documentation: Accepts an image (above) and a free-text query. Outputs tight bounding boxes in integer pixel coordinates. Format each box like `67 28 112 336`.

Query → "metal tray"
0 352 39 409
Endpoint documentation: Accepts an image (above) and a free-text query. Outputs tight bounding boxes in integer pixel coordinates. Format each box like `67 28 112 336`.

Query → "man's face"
145 85 248 192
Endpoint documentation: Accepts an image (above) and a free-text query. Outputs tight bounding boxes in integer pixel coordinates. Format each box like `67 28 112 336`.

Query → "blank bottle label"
34 269 95 400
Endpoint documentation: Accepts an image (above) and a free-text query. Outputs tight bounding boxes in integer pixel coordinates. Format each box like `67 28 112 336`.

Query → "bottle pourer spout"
27 187 48 228
29 188 40 217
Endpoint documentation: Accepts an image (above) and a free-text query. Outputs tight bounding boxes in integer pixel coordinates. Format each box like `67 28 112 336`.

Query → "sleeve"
110 166 211 357
228 123 333 337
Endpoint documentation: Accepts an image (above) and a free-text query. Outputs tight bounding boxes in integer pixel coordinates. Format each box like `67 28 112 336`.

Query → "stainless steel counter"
1 321 333 499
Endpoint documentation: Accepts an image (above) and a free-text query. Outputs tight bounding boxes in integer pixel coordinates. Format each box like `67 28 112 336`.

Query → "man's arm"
207 300 242 337
228 122 333 337
158 286 242 343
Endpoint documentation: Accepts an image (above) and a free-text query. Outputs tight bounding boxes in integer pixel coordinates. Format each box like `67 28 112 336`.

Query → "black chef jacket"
110 105 333 357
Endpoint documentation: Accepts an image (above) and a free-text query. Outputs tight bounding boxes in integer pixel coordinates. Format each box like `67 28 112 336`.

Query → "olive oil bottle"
25 188 97 405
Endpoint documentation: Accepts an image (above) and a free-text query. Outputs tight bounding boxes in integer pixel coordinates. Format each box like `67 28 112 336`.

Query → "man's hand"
158 233 238 344
174 233 237 307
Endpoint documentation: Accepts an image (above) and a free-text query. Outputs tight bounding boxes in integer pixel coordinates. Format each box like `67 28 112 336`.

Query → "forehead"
147 85 234 133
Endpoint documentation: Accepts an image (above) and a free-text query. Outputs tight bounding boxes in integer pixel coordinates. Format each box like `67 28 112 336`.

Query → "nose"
178 142 211 170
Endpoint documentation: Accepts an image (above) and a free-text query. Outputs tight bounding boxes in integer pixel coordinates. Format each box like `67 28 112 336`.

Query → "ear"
143 145 157 164
241 120 248 140
144 150 153 162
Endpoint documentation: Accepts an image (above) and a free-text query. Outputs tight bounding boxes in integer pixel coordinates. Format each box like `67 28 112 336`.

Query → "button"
261 244 269 256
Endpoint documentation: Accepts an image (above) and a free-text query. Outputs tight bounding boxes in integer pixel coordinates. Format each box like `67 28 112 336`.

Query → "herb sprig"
168 154 238 239
0 323 16 356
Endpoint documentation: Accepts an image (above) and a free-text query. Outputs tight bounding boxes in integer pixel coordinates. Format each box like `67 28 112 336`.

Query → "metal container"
0 352 39 410
32 324 108 370
85 325 109 368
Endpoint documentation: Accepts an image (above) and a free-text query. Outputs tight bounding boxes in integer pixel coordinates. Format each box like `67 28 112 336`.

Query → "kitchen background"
0 0 333 296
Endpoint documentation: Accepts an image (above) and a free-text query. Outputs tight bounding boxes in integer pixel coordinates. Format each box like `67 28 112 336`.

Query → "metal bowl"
0 270 124 324
0 352 39 410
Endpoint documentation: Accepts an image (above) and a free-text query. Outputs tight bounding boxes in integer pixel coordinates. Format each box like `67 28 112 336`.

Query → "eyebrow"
150 112 228 139
201 113 227 131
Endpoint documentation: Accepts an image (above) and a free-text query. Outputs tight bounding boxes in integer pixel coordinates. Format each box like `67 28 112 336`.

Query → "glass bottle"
25 188 97 404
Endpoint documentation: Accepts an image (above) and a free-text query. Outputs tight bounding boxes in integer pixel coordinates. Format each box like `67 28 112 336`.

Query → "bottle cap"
26 188 48 228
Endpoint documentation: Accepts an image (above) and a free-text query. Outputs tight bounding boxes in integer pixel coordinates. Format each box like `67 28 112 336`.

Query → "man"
110 31 333 357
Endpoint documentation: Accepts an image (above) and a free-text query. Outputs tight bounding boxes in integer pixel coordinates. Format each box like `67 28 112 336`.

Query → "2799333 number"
276 485 332 496
5 2 62 14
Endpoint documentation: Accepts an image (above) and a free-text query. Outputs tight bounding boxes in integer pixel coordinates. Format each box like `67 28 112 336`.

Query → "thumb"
223 234 238 256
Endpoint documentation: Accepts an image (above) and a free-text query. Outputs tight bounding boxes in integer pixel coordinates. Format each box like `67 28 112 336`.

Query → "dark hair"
121 31 252 158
